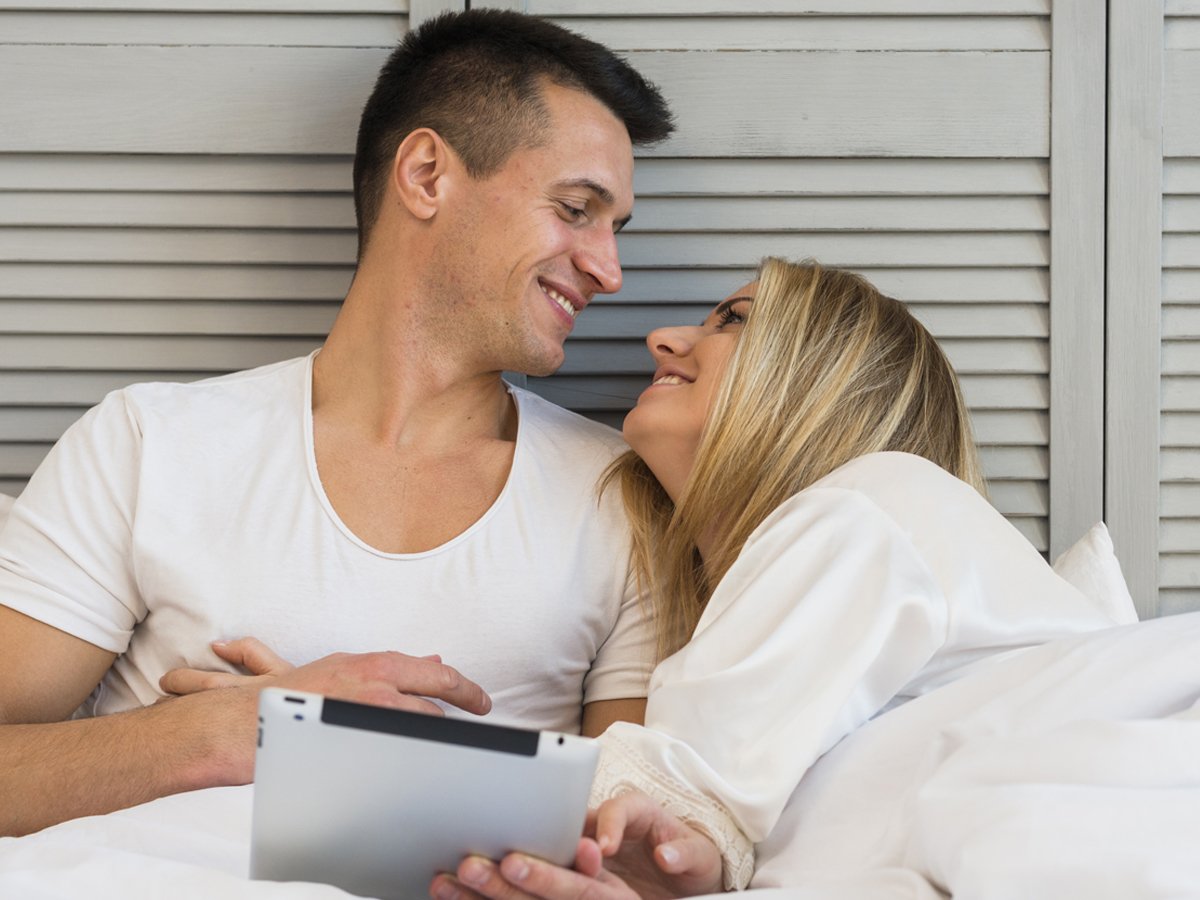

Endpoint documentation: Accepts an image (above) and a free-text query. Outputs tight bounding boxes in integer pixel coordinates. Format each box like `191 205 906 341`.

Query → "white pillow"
0 492 14 532
1051 521 1138 624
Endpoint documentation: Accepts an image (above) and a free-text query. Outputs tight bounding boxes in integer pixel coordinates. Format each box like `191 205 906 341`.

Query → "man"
0 9 673 836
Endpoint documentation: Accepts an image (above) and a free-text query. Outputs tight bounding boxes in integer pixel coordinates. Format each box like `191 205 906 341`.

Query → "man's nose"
575 227 623 295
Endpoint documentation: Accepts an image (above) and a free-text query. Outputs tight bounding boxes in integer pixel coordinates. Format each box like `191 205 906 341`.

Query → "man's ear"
390 128 452 221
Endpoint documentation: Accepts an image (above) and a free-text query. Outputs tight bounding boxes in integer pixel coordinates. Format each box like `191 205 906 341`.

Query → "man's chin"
513 349 566 379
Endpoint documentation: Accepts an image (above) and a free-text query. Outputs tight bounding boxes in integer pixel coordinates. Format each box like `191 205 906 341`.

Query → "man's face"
437 82 636 377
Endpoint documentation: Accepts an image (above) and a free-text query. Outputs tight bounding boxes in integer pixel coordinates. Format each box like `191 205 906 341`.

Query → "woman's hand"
589 791 723 898
159 637 489 718
430 791 723 900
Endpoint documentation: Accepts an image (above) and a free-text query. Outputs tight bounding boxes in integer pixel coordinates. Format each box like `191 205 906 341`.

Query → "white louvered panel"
516 6 1051 546
0 155 1050 195
0 2 406 9
0 3 407 499
0 263 355 300
0 11 405 46
522 1 1049 15
636 158 1049 196
0 3 1053 555
0 228 1048 267
546 16 1047 52
0 300 1020 342
0 335 323 371
0 46 393 154
1163 375 1200 408
1161 8 1200 612
0 371 215 404
0 47 1045 156
629 50 1047 159
0 193 359 229
1166 50 1200 157
0 300 341 334
0 154 352 191
512 373 1046 413
0 408 94 442
0 193 1048 232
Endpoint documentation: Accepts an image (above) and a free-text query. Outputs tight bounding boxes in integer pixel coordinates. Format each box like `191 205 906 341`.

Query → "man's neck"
314 277 518 453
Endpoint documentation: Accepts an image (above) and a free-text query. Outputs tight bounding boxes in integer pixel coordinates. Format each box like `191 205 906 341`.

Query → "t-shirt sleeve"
0 390 146 652
581 568 656 705
590 486 949 887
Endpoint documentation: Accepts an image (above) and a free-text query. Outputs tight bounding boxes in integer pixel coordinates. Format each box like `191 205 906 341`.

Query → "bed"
3 507 1200 900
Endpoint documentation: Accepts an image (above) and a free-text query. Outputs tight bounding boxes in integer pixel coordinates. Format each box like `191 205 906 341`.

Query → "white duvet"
4 613 1200 900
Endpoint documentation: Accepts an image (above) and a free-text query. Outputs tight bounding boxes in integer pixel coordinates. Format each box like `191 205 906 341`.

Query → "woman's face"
623 282 756 500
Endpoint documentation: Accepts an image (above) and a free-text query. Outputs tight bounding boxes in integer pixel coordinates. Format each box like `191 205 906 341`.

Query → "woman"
434 258 1134 900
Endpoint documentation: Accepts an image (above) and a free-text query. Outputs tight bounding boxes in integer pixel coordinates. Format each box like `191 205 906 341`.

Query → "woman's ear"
389 128 450 221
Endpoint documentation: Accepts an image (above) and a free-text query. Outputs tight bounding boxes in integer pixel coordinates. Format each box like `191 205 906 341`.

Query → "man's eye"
560 203 587 221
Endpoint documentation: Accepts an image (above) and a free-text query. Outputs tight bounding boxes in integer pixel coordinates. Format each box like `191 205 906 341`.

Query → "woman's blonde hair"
606 258 987 660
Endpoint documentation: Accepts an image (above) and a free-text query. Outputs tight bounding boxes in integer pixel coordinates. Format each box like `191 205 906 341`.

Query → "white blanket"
4 615 1200 900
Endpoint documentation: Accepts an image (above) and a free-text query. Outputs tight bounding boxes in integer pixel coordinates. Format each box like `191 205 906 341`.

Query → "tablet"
250 688 599 900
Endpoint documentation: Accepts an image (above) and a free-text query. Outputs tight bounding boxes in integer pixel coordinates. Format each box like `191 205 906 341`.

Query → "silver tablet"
250 688 599 900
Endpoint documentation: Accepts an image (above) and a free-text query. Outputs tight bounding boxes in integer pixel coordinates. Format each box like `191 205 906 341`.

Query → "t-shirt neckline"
300 350 525 560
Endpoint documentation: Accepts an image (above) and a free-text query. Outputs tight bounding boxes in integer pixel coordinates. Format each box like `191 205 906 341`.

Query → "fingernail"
461 858 489 886
597 834 612 853
504 855 530 882
432 880 459 900
212 640 228 647
660 845 680 866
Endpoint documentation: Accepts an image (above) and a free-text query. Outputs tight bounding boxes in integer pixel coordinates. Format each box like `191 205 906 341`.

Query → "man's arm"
0 605 251 836
581 698 646 738
0 609 491 837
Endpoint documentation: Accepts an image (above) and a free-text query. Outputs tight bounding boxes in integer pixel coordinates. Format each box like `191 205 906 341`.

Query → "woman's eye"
718 309 746 328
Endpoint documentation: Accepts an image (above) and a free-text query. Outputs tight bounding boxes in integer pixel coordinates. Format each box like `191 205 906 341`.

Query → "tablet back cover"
251 688 598 900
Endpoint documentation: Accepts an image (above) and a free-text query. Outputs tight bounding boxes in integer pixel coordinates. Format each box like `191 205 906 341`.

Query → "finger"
654 838 699 875
159 667 245 695
573 838 603 879
212 637 292 676
430 873 487 900
389 694 448 717
582 808 599 838
593 798 632 856
456 856 534 900
499 853 624 900
373 654 492 716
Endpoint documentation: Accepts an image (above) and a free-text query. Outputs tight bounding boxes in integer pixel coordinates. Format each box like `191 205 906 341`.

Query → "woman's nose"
646 324 703 361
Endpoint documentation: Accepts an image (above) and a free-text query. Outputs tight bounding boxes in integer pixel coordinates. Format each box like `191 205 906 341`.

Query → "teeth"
542 284 577 319
653 375 686 386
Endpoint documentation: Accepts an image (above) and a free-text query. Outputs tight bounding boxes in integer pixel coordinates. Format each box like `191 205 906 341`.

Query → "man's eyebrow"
555 177 615 206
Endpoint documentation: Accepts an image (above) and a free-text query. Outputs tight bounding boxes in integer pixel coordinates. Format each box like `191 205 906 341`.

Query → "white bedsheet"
4 615 1200 900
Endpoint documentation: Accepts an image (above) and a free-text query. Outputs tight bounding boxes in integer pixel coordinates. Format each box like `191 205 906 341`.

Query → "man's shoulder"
120 355 309 422
510 384 629 458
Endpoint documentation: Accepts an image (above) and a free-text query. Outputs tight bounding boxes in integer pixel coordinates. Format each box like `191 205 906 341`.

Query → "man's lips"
539 279 586 321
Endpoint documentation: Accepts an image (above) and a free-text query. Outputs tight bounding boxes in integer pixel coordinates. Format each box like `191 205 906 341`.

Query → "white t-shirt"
0 354 653 732
590 451 1121 887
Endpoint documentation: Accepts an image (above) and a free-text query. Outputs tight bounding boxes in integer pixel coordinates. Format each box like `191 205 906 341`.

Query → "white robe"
591 451 1130 890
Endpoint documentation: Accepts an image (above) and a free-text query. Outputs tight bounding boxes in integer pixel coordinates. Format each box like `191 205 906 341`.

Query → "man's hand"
160 637 491 718
429 791 723 900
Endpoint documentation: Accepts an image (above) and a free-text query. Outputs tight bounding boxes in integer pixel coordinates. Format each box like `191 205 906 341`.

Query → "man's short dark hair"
352 9 674 255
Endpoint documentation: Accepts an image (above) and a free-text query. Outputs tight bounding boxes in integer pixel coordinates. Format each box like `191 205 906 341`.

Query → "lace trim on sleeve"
590 731 755 891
